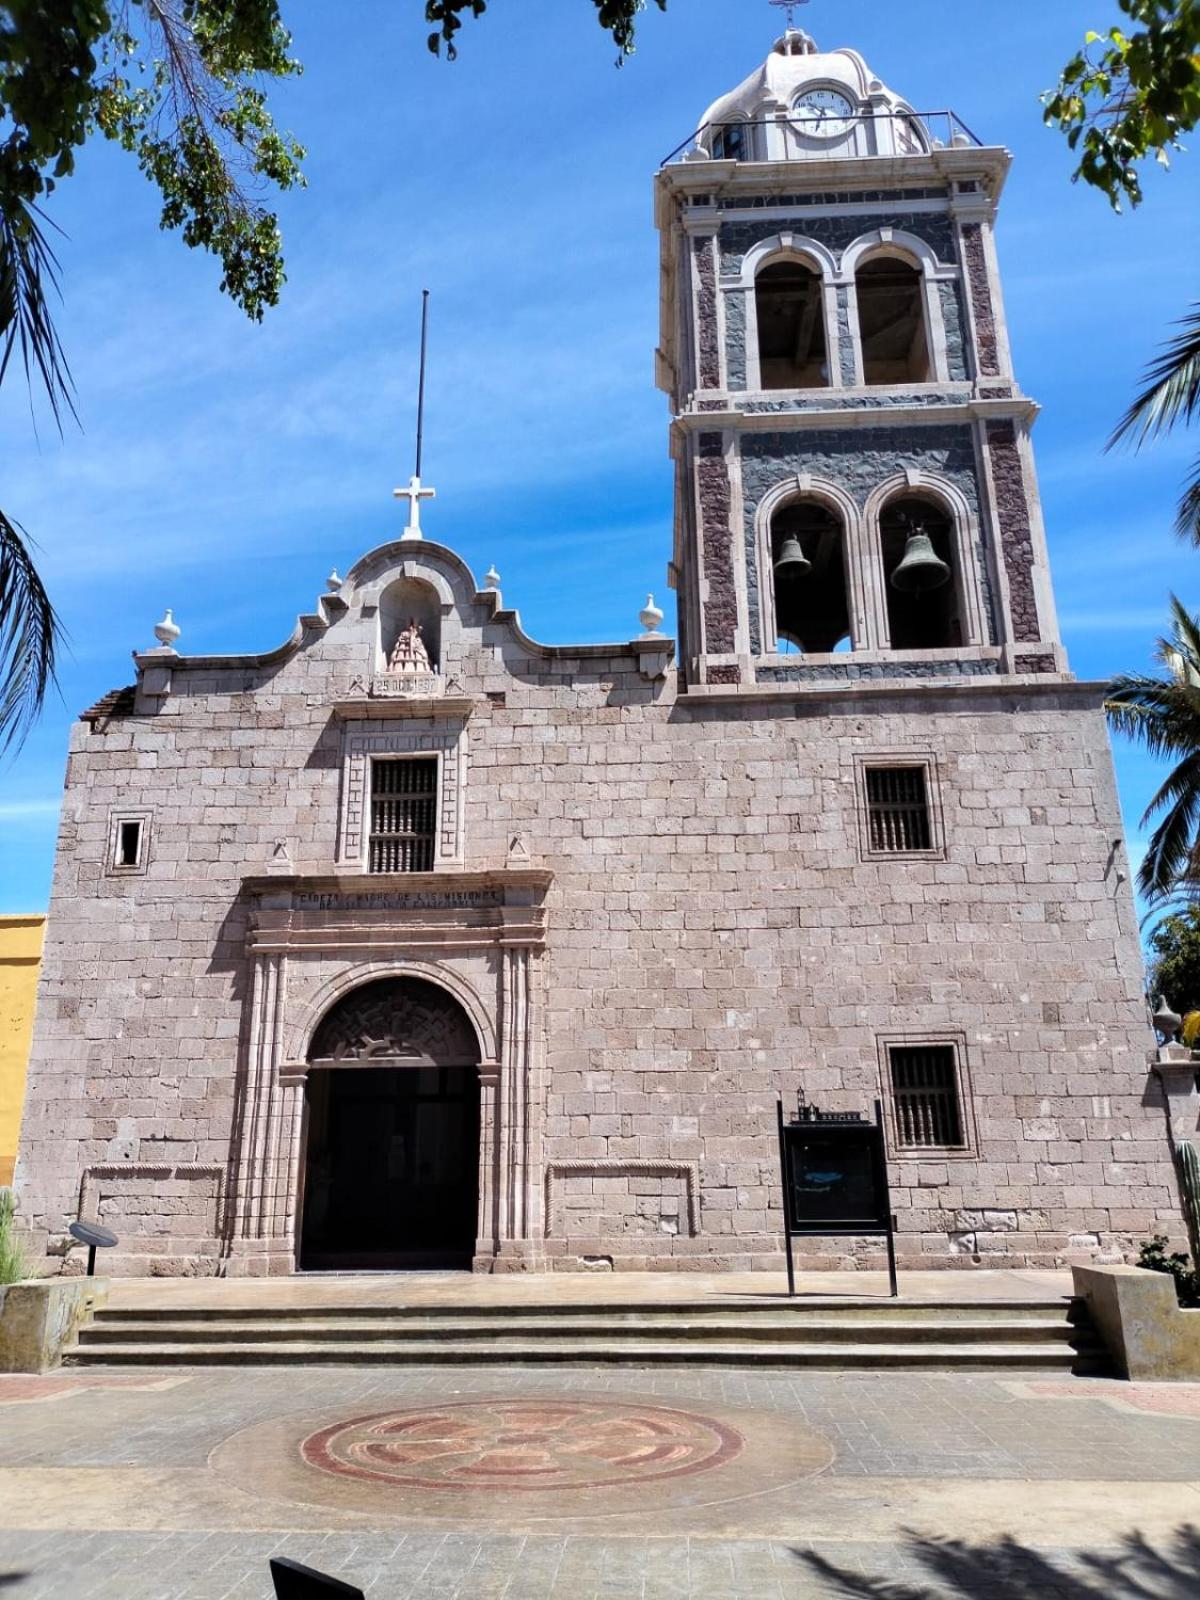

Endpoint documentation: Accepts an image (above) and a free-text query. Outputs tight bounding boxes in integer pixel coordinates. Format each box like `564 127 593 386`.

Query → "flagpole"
415 289 429 482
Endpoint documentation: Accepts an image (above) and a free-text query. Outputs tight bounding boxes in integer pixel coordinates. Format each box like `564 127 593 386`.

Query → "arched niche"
754 255 831 389
878 493 963 649
771 498 851 653
855 254 931 384
378 575 443 674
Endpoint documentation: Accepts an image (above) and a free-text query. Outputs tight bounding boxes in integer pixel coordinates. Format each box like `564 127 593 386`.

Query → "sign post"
776 1097 898 1298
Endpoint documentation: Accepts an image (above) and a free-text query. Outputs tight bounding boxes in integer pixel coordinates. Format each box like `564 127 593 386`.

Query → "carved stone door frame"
227 870 550 1277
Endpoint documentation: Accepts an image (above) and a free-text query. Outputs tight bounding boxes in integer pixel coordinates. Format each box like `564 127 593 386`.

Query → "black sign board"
776 1098 898 1297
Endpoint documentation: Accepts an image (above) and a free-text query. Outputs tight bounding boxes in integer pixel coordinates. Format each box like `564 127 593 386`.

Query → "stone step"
66 1337 1102 1370
77 1314 1092 1346
89 1297 1074 1324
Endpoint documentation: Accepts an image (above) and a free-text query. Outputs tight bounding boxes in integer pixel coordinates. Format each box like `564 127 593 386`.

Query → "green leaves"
0 510 61 755
90 1 306 321
1107 595 1200 904
1110 304 1200 542
425 0 668 61
1043 0 1200 210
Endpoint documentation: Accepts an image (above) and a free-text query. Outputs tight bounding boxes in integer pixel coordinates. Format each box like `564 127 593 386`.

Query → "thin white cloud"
0 799 62 820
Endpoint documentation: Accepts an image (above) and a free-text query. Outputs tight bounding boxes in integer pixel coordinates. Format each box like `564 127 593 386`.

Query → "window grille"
866 765 932 853
369 758 437 873
889 1045 963 1148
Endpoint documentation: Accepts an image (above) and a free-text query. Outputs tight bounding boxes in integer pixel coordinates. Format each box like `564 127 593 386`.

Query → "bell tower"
655 26 1064 689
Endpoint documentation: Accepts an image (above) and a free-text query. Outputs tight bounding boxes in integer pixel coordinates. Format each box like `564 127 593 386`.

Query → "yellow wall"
0 916 45 1188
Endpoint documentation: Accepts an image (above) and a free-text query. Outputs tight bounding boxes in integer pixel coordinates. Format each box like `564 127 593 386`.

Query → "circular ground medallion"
301 1398 743 1492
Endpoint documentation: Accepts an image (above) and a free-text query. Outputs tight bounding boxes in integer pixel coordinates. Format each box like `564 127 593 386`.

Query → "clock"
793 86 857 138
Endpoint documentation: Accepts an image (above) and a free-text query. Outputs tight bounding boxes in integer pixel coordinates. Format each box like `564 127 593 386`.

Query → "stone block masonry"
12 539 1179 1277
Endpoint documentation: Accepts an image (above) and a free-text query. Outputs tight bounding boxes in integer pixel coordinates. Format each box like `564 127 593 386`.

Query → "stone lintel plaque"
243 869 551 954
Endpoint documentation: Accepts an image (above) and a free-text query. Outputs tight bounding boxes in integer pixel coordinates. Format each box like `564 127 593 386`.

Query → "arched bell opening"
880 495 962 650
378 576 442 676
856 255 931 384
771 500 850 654
755 258 829 389
299 976 481 1271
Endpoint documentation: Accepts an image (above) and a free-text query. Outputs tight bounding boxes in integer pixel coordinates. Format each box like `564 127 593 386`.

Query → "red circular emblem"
301 1398 744 1492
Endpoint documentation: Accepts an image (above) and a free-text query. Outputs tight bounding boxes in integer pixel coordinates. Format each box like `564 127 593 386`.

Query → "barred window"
866 765 932 853
368 758 437 873
889 1045 964 1148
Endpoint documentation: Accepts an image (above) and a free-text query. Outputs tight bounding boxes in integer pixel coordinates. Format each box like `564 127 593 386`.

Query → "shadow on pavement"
0 1578 29 1590
793 1525 1200 1598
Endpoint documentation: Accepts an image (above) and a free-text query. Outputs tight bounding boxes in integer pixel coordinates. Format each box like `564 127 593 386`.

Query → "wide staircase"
67 1293 1107 1371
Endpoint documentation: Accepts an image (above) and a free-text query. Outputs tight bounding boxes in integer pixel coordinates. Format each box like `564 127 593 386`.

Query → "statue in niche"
387 616 433 676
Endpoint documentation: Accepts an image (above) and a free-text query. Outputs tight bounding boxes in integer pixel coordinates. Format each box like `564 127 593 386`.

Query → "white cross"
393 474 436 540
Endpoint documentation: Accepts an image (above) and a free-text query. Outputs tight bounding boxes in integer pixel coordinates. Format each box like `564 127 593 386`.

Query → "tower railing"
660 110 983 169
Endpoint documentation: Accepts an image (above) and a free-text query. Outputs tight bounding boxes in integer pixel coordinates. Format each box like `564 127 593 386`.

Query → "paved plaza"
0 1355 1198 1598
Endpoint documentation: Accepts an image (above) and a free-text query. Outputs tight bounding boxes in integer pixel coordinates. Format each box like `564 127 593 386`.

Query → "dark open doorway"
299 1065 480 1270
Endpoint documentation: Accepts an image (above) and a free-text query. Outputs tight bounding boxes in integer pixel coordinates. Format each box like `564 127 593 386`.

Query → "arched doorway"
299 976 481 1270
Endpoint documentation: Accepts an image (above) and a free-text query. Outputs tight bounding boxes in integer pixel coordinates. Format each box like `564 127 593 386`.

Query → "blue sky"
2 0 1198 920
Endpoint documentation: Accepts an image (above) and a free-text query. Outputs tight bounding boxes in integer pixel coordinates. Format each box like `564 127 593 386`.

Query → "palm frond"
0 511 62 752
1177 455 1200 543
1105 680 1200 757
1141 751 1200 829
1164 591 1200 675
1110 303 1200 450
1141 784 1200 903
0 198 77 432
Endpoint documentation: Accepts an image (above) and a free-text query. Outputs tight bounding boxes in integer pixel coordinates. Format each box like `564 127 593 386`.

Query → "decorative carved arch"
284 959 498 1071
738 233 839 286
839 228 946 280
752 474 869 655
862 471 988 649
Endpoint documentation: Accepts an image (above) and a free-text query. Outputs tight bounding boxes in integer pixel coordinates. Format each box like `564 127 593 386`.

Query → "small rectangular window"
889 1045 964 1149
865 765 932 853
368 757 437 873
108 811 150 874
117 820 142 867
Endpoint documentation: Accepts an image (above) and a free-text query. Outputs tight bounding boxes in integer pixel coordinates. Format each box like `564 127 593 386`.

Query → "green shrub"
0 1189 30 1286
1137 1234 1200 1308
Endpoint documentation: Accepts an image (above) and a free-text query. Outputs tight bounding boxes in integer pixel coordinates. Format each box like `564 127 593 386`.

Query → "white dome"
695 31 928 162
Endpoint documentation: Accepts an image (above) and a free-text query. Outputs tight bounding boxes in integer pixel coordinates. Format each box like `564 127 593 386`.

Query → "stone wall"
14 544 1177 1275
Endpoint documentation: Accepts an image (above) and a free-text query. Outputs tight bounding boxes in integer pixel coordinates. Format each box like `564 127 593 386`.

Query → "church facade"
15 30 1183 1276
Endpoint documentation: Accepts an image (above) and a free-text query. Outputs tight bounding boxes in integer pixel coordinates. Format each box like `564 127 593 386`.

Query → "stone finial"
153 609 180 650
326 569 342 593
484 565 501 592
639 594 665 637
1152 994 1183 1044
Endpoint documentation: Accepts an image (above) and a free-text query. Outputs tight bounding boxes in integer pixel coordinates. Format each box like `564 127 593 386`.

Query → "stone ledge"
0 1278 108 1373
1072 1264 1200 1381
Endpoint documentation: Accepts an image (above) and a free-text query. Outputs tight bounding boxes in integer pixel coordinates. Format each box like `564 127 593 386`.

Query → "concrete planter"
0 1278 108 1373
1072 1264 1200 1381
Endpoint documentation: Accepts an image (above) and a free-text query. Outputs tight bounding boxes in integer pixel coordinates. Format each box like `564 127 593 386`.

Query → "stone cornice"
332 694 477 721
673 395 1039 433
675 677 1107 713
655 145 1011 222
244 868 553 896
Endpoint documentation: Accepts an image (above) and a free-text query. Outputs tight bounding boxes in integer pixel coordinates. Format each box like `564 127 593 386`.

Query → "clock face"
793 87 857 138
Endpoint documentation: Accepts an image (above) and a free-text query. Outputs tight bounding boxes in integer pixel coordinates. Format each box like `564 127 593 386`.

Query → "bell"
773 535 811 579
890 529 950 593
